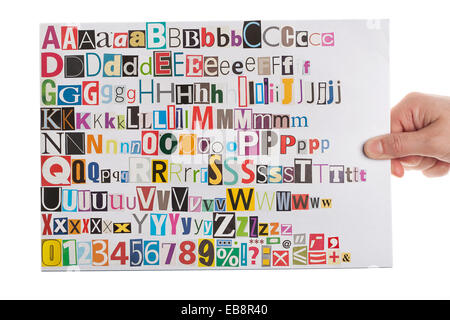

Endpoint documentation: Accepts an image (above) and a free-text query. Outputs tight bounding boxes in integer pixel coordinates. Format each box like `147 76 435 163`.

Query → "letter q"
42 156 71 185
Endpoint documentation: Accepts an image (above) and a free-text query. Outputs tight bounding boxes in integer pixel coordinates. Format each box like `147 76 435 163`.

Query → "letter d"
41 52 63 77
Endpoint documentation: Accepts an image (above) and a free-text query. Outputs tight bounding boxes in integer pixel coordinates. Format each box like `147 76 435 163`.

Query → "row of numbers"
42 239 245 268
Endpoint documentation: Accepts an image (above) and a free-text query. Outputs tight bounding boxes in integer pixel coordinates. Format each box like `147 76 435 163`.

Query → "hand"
364 92 450 177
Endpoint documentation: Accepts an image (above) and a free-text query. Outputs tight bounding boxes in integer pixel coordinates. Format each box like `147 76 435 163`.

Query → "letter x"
82 219 90 233
102 221 112 233
42 214 52 235
69 220 80 234
114 223 130 233
91 219 102 234
54 219 67 233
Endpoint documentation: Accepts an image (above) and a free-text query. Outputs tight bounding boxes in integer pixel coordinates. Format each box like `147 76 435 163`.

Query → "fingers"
399 156 437 171
390 156 449 177
398 155 422 168
366 92 450 178
390 94 417 133
364 130 428 160
423 161 450 177
390 92 443 133
391 159 404 177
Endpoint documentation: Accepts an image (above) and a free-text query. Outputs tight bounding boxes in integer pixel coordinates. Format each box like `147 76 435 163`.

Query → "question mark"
248 246 259 265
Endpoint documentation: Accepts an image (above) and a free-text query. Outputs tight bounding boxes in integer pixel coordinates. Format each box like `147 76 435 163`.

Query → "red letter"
280 135 296 154
41 53 63 77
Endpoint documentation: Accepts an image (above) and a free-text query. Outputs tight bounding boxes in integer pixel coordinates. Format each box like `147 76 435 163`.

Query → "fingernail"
400 157 421 167
365 139 383 156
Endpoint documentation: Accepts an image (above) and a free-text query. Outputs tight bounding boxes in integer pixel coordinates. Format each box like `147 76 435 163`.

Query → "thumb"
364 131 428 159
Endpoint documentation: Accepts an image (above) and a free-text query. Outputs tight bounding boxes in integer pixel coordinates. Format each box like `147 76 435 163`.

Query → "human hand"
364 92 450 177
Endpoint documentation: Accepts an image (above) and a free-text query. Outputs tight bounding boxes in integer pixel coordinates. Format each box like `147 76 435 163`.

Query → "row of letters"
41 132 328 156
41 156 367 186
40 107 311 131
42 53 310 78
41 187 332 213
41 77 342 107
41 22 335 51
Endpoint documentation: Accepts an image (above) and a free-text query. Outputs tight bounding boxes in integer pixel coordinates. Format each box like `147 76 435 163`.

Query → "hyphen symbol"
248 247 259 265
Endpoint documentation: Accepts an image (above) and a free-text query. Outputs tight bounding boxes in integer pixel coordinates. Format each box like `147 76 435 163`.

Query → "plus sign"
330 251 339 263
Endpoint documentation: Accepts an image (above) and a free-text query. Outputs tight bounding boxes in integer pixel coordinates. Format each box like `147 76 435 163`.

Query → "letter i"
264 78 269 105
269 84 274 103
248 81 255 105
238 76 247 107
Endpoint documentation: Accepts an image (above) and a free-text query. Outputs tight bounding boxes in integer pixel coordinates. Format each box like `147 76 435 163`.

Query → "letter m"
192 106 213 129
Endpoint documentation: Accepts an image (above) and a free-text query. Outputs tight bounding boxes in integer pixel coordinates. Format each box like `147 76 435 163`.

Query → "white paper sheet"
40 20 392 270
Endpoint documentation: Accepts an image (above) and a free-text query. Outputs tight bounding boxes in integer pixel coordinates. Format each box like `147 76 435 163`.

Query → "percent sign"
217 248 239 267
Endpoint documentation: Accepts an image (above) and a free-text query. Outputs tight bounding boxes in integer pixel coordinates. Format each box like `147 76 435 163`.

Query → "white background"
0 0 449 299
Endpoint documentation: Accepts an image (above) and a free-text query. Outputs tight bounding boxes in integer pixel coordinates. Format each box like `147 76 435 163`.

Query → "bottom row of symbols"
42 235 351 268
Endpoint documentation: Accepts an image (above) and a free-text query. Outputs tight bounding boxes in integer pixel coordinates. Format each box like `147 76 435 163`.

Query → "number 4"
111 242 129 265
